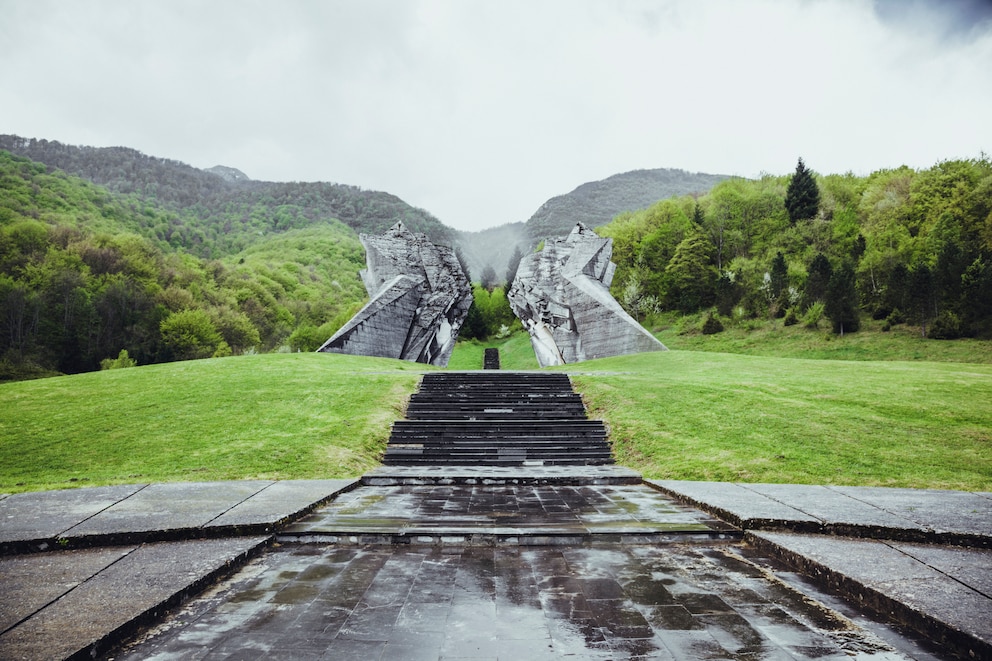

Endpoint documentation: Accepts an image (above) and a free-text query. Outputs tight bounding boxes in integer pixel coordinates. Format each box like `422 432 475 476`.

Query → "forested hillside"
525 168 729 239
0 151 368 379
0 135 454 257
603 158 992 339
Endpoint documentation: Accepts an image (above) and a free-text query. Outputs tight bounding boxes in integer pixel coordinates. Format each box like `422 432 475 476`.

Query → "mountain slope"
0 135 455 257
525 168 729 239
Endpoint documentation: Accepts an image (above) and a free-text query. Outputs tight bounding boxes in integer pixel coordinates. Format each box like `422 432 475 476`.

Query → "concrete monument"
507 223 666 366
317 222 472 367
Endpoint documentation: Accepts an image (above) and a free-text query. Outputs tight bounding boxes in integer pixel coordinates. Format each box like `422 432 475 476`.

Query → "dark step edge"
746 531 991 661
63 536 271 661
275 529 741 547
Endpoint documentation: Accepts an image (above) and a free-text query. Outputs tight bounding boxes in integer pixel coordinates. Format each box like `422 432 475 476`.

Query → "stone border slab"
1 480 359 554
0 484 147 551
747 531 992 661
650 480 992 546
0 536 269 661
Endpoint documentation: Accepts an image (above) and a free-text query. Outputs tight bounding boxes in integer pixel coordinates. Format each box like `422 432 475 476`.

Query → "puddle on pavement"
118 543 925 661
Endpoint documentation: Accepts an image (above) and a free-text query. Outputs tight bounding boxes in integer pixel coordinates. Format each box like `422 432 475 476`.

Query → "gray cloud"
1 0 990 231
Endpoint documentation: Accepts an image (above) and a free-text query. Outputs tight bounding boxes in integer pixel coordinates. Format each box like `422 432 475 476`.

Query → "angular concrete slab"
63 481 273 538
829 486 992 543
205 478 358 529
0 536 268 661
646 480 820 529
652 481 992 545
744 483 925 533
115 544 926 660
0 484 146 551
0 545 134 633
748 531 992 660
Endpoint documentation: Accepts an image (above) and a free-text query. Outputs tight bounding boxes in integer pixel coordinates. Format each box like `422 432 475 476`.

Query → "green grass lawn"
566 350 992 490
2 329 990 493
0 353 428 493
652 315 992 363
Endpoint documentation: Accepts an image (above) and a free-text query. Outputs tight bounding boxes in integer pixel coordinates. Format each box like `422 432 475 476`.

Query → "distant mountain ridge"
0 135 455 256
525 168 730 239
458 167 730 282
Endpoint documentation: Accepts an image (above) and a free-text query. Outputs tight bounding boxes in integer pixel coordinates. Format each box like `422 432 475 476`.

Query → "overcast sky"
2 0 991 232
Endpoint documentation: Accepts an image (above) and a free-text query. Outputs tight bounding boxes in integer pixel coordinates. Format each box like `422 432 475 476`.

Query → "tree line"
603 156 992 339
0 151 368 380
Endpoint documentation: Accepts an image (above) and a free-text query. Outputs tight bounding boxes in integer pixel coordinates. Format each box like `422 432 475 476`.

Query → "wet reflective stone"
116 543 928 660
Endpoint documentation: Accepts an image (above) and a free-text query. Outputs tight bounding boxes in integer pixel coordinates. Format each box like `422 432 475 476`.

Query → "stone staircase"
382 372 613 466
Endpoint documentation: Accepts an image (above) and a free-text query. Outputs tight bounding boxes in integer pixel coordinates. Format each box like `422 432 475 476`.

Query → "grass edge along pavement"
0 353 428 494
565 350 992 491
2 346 991 494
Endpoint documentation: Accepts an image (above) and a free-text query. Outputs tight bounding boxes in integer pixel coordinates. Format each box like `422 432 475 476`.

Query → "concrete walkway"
1 473 989 660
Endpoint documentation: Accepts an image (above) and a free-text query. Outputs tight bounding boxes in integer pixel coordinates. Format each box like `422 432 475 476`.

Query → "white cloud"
1 0 990 231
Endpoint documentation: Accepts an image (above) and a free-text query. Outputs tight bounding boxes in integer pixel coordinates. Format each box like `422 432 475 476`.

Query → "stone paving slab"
651 480 992 545
0 484 147 550
748 531 992 660
283 484 737 541
0 536 269 661
115 543 929 660
829 486 992 542
64 481 275 537
364 464 643 485
205 479 358 529
0 480 358 551
646 480 821 529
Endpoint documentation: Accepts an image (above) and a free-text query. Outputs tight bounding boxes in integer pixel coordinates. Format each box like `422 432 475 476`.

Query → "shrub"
783 308 799 327
886 308 905 326
802 301 825 329
701 313 724 335
930 311 962 340
100 349 137 370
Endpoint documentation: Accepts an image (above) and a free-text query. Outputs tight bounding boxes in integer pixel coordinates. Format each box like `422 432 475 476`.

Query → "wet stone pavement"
115 543 919 661
281 484 737 542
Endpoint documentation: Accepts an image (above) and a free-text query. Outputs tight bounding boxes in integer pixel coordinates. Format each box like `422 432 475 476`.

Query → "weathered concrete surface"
0 479 356 552
507 223 666 367
281 484 737 543
318 222 472 367
115 544 925 661
0 537 268 661
0 484 145 548
650 480 992 545
1 477 986 660
749 532 992 660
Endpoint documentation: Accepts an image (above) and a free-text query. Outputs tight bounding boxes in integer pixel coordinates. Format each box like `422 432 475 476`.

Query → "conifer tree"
785 157 820 223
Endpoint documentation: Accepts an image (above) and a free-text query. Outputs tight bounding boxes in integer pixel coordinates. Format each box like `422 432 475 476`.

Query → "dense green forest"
0 151 369 379
0 135 454 257
602 157 992 339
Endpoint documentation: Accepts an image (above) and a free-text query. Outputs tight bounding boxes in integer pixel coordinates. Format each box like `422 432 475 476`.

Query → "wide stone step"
405 410 588 421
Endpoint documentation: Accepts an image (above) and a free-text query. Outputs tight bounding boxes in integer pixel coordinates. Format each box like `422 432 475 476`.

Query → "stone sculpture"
507 223 667 366
317 222 472 367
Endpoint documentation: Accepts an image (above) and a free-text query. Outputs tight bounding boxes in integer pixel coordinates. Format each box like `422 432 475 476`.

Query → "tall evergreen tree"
505 246 524 286
825 263 860 335
785 157 820 223
664 230 716 312
803 252 833 310
908 263 936 337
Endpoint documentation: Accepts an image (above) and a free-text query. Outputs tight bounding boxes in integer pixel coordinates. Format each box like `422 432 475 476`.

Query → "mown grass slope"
0 353 428 493
566 351 992 490
2 337 990 493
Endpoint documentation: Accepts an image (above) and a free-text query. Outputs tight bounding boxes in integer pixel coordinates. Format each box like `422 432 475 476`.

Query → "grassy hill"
2 341 989 494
